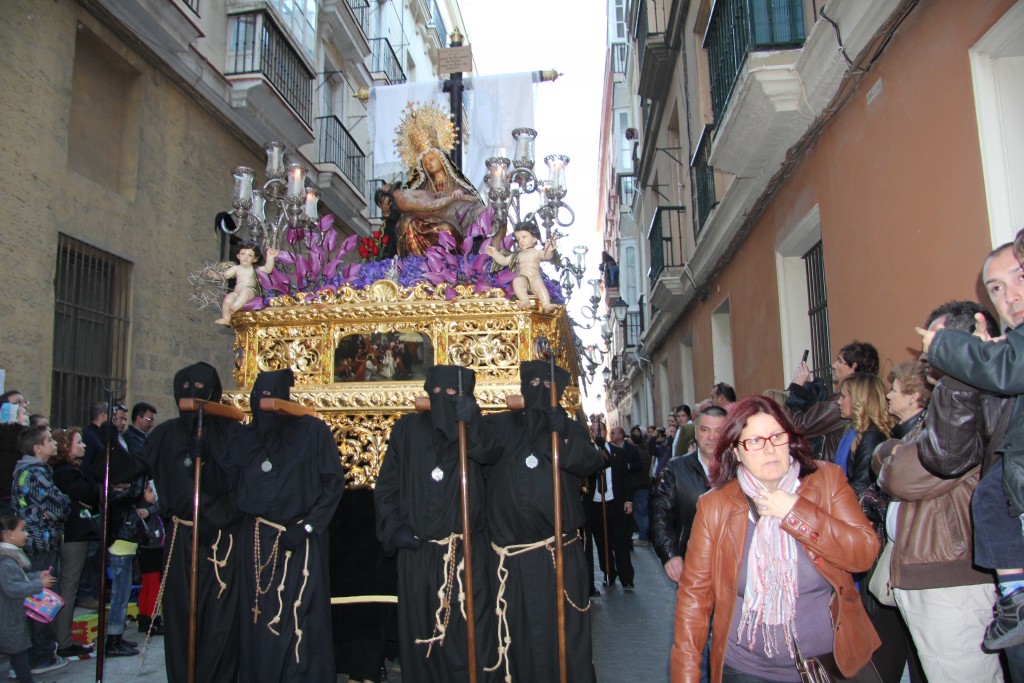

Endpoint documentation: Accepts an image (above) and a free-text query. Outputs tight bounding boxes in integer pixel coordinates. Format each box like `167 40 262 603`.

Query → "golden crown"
393 102 458 169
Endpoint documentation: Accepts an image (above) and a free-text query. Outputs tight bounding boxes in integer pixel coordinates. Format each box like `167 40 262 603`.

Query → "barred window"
803 240 831 388
51 235 132 427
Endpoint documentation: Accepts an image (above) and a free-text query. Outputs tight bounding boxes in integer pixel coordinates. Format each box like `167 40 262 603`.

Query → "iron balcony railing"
179 0 200 16
648 205 687 285
226 11 314 126
317 115 366 189
611 42 628 76
624 310 643 348
429 0 448 47
691 125 716 237
348 0 370 38
370 37 407 84
704 0 805 124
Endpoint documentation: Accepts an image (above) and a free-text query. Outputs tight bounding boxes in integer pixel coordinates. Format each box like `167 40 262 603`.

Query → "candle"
512 128 537 170
264 142 286 178
544 154 570 193
286 163 307 199
232 166 255 203
304 188 321 220
251 190 267 222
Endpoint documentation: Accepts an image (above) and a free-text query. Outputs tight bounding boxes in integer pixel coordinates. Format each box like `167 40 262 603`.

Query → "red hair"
709 395 817 487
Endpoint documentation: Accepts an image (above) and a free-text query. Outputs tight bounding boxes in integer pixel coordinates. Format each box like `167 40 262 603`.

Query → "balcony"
321 0 372 66
647 205 688 312
624 310 643 348
611 42 628 83
426 0 448 50
691 125 717 238
703 0 807 177
370 38 407 84
317 115 365 188
225 11 315 142
92 0 202 59
314 115 367 221
636 0 675 101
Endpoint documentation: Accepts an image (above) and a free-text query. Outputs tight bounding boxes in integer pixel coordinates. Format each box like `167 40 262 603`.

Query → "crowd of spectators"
0 393 159 678
601 231 1024 682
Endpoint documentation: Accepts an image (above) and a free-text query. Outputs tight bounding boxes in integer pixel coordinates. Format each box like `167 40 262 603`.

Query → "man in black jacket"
651 406 726 583
591 426 636 590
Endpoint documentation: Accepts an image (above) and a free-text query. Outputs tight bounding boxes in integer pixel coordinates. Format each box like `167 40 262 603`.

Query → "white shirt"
592 443 615 502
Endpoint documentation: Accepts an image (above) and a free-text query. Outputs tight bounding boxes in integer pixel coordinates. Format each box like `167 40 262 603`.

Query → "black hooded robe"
374 366 499 683
222 370 345 683
479 361 604 682
140 362 244 683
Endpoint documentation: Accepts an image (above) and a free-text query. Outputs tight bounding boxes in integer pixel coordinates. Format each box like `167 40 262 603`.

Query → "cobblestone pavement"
46 543 676 682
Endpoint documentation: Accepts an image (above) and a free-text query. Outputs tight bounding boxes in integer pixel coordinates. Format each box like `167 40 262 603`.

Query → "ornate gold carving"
226 280 582 487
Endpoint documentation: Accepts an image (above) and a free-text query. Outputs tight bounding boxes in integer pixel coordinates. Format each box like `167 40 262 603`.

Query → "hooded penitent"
519 360 570 451
173 362 223 418
249 369 295 440
424 365 475 443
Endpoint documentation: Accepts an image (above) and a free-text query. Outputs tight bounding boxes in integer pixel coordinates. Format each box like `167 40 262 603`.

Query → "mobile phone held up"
801 349 809 364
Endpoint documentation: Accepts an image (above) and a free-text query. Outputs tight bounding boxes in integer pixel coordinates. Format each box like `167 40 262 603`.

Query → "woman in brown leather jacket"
874 360 1002 681
671 396 880 683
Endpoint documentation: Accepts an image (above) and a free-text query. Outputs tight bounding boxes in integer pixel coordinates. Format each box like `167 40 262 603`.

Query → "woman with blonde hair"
837 374 922 682
835 374 894 498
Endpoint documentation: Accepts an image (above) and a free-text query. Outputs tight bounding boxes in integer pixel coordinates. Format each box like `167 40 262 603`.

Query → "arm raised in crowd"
929 326 1024 395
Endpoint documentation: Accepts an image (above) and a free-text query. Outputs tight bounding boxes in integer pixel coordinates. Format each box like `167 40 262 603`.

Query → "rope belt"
143 517 235 666
413 532 465 658
485 530 589 683
253 516 310 665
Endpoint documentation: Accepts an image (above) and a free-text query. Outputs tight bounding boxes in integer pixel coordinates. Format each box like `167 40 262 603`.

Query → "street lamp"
611 297 628 324
602 367 611 385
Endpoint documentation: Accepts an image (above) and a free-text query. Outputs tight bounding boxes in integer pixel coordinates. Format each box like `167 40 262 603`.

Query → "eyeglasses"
737 431 790 452
141 416 153 423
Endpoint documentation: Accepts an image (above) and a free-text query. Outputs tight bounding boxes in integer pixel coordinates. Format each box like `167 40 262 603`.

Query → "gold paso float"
222 280 581 488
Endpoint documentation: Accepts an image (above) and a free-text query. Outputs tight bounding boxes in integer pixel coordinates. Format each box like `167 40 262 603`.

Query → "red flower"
358 247 369 258
371 245 380 256
372 230 382 239
382 235 390 245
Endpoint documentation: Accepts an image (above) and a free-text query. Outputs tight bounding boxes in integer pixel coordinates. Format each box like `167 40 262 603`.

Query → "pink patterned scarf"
735 459 802 658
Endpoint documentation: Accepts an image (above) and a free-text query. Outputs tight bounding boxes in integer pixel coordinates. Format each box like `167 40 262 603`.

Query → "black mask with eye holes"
424 366 474 443
173 362 223 419
249 369 295 438
519 360 571 446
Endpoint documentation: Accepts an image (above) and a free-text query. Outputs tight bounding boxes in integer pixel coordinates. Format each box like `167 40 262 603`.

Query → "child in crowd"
0 515 57 683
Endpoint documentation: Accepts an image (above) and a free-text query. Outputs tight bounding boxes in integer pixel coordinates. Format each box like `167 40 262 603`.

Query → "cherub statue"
485 220 558 312
204 240 279 325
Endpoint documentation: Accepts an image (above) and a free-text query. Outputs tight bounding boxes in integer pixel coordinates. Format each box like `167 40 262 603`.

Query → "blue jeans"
972 460 1024 569
106 552 135 636
633 488 650 541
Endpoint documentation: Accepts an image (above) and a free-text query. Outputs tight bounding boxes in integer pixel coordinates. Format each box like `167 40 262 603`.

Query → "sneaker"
30 656 69 674
985 587 1024 650
623 583 635 592
57 643 93 658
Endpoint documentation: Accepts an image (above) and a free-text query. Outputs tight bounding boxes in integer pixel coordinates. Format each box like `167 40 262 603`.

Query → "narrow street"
47 543 677 682
590 543 677 681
